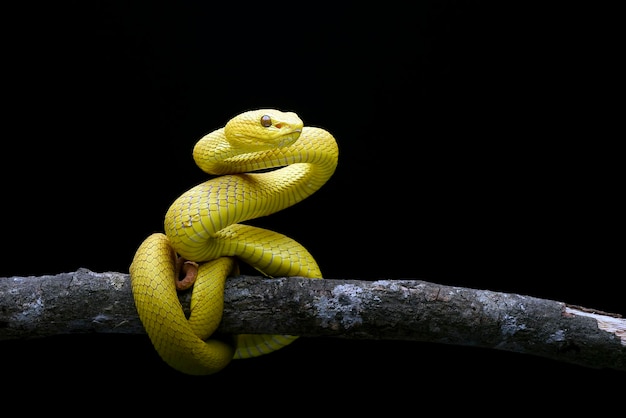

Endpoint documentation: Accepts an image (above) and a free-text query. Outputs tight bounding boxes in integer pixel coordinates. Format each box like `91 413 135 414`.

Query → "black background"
2 1 623 409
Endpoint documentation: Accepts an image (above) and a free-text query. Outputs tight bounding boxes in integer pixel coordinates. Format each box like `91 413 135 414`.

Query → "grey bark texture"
1 268 624 372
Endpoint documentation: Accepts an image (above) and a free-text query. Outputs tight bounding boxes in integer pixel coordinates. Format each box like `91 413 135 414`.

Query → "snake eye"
260 115 272 128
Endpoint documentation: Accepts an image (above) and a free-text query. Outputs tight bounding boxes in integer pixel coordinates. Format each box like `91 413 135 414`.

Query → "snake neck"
193 126 336 175
164 126 338 261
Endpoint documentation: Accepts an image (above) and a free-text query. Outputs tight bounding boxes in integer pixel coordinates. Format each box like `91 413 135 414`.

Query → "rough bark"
1 268 624 371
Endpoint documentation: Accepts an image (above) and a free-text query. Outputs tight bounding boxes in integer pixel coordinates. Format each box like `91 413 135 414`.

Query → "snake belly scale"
129 109 338 375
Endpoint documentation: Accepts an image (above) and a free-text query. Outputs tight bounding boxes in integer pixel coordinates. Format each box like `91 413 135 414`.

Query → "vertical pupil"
261 115 272 127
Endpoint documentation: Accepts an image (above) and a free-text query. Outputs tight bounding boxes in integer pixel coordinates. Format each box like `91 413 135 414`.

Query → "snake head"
224 109 304 151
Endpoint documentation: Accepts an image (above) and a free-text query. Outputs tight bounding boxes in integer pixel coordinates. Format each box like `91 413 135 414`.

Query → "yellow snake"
129 109 338 375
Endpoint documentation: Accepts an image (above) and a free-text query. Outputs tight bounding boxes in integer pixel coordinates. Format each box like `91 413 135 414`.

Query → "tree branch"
1 268 624 372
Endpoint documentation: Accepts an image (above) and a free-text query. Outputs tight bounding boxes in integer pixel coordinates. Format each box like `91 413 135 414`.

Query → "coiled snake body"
129 109 338 375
